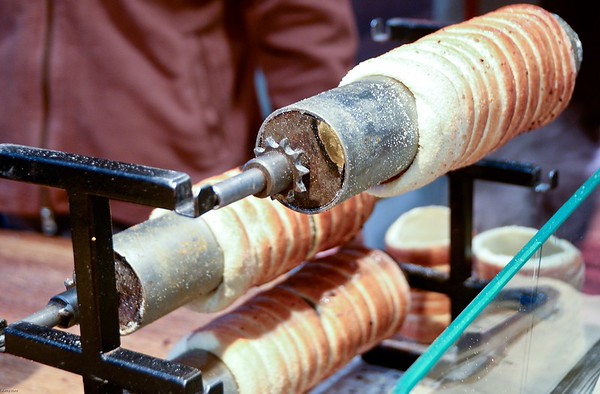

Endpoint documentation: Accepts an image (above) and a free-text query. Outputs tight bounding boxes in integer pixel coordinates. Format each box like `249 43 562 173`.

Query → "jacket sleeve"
243 0 358 110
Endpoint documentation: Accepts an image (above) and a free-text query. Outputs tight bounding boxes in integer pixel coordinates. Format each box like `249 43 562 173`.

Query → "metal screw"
0 318 7 352
64 278 75 289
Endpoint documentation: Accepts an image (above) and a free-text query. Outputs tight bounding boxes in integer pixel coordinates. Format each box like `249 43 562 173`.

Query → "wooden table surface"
5 229 600 393
0 229 215 393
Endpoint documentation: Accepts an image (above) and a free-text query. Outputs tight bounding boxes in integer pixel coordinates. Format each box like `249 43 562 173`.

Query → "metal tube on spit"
196 77 418 216
113 181 377 335
113 211 224 335
113 3 581 336
255 76 419 214
200 4 581 215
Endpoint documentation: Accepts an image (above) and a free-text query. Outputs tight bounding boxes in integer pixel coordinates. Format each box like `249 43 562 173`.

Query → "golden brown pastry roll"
170 246 410 394
188 169 377 312
340 4 580 198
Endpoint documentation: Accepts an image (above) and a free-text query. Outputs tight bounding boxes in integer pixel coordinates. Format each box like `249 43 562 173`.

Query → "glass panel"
394 169 600 393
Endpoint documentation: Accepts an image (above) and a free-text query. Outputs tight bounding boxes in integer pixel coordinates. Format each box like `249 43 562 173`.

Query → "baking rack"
0 143 557 392
0 16 563 392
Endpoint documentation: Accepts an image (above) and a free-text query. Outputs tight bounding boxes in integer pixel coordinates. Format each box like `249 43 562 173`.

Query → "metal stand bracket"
364 159 558 370
0 144 203 393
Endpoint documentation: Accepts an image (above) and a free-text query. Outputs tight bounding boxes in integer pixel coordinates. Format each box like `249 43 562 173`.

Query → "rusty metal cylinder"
113 211 223 335
256 76 418 214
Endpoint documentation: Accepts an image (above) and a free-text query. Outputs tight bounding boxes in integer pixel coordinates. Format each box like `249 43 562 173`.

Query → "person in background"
0 0 357 234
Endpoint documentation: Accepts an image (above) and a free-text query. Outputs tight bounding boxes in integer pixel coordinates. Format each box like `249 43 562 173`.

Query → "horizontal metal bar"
103 348 203 393
4 322 83 373
370 17 446 43
451 159 557 189
5 322 202 393
399 263 487 296
0 143 196 213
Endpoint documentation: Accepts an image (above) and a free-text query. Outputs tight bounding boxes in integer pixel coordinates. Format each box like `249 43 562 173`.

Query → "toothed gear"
255 137 309 194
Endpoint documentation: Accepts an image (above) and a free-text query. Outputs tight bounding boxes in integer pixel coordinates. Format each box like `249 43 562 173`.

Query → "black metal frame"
400 159 558 319
0 144 203 393
0 143 557 391
362 18 559 370
363 159 558 370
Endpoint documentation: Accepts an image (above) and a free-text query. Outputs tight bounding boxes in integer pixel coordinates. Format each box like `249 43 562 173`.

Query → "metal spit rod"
197 76 419 215
0 287 78 352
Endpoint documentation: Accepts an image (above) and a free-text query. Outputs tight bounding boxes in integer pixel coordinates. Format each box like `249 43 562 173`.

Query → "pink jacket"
0 0 357 225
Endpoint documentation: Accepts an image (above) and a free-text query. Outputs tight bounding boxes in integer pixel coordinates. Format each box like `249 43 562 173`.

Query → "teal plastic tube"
393 169 600 393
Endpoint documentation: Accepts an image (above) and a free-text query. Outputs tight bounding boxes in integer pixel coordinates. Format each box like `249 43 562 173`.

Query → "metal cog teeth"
265 136 279 149
256 137 309 194
279 138 290 148
294 164 309 192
